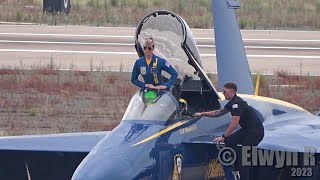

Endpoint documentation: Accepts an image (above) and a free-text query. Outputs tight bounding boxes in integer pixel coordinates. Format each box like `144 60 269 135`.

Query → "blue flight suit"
131 54 178 90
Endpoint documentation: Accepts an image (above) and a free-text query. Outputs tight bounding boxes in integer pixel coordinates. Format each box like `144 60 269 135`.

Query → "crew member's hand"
155 85 167 90
145 84 155 89
213 136 225 142
213 110 220 116
194 112 203 117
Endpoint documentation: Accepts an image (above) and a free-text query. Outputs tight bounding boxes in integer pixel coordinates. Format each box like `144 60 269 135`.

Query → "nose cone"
72 153 133 180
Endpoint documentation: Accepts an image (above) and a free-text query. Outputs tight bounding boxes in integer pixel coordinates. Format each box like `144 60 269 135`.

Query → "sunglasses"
143 46 153 51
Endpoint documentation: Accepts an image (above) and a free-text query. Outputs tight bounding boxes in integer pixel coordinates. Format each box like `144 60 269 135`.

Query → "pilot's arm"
159 59 178 89
131 61 146 89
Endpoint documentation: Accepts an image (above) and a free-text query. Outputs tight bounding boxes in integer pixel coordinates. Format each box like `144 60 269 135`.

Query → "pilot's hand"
194 112 203 117
213 136 225 142
155 85 167 90
145 84 155 89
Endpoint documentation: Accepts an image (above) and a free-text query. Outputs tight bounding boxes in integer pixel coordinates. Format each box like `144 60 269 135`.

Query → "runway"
0 25 320 75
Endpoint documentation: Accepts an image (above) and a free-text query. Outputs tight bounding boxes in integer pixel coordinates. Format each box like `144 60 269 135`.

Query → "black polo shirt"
224 94 263 133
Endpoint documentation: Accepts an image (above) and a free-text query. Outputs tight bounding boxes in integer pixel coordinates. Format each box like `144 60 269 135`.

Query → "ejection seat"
173 75 220 114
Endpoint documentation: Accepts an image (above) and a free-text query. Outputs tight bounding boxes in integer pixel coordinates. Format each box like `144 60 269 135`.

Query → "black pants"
224 128 264 147
224 128 264 179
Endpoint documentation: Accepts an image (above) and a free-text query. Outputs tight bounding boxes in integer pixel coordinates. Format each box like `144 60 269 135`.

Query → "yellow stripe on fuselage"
132 121 187 146
217 92 306 111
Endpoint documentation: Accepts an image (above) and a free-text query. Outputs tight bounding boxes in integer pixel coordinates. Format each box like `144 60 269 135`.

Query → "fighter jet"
0 0 319 180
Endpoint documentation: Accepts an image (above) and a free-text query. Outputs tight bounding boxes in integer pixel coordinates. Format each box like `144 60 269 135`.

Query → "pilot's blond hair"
144 37 154 47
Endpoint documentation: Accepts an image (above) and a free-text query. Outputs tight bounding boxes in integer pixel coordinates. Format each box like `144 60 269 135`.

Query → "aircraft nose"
71 153 133 180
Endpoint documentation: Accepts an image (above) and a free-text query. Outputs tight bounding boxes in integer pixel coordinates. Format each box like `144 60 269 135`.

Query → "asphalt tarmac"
0 25 319 75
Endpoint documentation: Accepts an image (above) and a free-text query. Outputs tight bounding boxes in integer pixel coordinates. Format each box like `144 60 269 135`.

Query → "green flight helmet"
144 91 157 104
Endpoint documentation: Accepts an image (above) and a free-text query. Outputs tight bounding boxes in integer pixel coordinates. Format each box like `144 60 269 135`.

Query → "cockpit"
122 90 178 122
123 10 221 122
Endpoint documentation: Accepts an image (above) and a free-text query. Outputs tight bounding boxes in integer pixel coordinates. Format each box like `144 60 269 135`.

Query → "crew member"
195 82 264 179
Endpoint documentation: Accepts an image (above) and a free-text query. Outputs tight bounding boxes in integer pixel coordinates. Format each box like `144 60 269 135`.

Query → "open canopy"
134 10 220 100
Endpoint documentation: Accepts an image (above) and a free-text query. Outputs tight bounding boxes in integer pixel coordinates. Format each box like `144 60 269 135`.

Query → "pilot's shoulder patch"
140 67 146 75
165 61 171 67
232 104 238 109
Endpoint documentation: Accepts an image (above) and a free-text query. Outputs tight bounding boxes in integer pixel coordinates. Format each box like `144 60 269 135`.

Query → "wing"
0 132 108 180
212 0 254 94
258 115 320 152
0 131 108 152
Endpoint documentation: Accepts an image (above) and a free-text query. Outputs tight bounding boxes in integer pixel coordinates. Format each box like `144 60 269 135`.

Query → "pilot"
195 82 264 177
131 37 178 90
